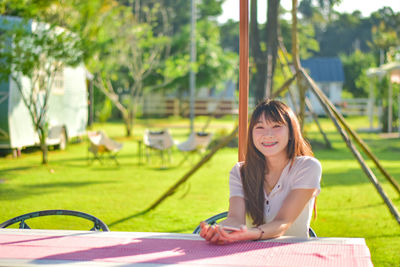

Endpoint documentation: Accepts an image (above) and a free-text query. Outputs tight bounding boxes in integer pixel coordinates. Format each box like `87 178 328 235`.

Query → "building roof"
301 58 345 82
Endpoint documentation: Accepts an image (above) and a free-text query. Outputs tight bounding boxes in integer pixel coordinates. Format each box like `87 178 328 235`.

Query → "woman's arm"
201 188 317 244
222 196 247 227
255 188 317 239
199 196 248 243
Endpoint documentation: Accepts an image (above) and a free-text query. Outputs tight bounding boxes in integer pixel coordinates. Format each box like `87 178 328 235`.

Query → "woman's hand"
199 222 254 244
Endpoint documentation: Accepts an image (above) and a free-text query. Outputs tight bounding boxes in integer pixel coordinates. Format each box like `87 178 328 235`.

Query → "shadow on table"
32 233 294 265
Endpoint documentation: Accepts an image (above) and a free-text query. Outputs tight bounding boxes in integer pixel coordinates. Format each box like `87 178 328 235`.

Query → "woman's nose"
263 128 273 136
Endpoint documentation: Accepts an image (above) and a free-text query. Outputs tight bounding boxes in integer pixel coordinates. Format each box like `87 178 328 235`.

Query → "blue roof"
301 58 345 82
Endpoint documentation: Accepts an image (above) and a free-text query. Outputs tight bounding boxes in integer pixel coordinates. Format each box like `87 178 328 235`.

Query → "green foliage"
0 17 82 80
219 19 239 53
370 10 400 63
0 16 83 163
280 19 320 59
197 0 224 19
97 98 113 123
161 0 224 34
340 50 375 97
164 19 237 95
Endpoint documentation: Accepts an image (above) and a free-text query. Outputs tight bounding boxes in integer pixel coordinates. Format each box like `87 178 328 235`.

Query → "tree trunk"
250 0 280 103
38 128 48 164
125 118 132 137
126 101 134 137
265 0 280 98
250 0 266 103
291 0 306 132
41 143 48 165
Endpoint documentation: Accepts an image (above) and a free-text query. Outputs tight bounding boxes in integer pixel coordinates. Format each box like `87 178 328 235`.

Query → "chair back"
0 209 109 231
177 132 212 152
194 132 212 150
88 131 123 153
144 129 174 150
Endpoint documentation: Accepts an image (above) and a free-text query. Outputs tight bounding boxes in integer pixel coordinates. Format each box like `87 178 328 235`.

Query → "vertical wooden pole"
239 0 249 161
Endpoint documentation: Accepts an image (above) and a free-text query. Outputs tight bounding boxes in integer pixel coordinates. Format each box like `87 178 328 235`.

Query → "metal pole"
189 0 196 133
238 0 249 161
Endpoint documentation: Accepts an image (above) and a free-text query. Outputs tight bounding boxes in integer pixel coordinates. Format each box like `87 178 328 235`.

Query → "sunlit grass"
0 115 399 266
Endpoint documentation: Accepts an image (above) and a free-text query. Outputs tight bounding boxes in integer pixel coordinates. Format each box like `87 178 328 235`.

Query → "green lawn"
0 116 399 266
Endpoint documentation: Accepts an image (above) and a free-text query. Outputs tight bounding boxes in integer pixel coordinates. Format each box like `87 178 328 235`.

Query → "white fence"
340 98 370 116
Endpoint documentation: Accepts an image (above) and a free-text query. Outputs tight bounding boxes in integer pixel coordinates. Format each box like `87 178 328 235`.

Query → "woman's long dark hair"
240 99 313 226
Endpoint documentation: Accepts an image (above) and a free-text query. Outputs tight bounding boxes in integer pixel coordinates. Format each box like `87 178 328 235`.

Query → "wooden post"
238 0 249 162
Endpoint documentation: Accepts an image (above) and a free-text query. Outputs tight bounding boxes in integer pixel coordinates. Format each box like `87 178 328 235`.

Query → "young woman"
200 99 321 244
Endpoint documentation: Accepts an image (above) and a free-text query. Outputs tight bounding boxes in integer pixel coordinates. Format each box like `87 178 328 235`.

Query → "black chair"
193 211 317 237
0 209 109 231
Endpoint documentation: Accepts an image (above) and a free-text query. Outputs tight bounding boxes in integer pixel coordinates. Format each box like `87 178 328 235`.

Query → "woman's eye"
273 125 281 128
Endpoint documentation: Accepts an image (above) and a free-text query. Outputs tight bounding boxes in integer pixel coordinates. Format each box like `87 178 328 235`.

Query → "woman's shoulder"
292 156 321 170
288 156 322 188
230 161 244 173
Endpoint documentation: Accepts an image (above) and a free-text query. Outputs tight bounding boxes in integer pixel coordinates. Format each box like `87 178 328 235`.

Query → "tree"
219 19 240 54
315 12 372 57
340 50 375 97
156 0 236 107
250 0 280 103
94 1 236 136
164 20 237 98
0 18 82 164
92 3 183 136
370 7 400 64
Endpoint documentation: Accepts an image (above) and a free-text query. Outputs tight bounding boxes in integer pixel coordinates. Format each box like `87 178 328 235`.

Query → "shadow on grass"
108 210 148 227
34 153 142 168
25 181 112 189
321 202 384 211
365 233 400 239
0 165 34 173
0 180 114 201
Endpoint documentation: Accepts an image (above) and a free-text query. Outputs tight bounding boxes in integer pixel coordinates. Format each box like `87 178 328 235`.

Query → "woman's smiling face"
252 114 289 159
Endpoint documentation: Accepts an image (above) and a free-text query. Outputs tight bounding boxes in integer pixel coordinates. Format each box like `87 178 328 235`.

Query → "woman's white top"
229 156 322 237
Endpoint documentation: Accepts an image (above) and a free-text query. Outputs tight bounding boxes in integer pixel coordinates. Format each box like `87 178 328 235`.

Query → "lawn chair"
0 209 109 231
143 129 174 167
87 131 123 165
193 211 317 237
177 132 213 165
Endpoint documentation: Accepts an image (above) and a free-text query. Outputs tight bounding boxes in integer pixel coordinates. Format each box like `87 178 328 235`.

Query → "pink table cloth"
0 229 373 266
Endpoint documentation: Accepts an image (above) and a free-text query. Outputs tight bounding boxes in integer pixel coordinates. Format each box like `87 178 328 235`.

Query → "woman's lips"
262 141 278 147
